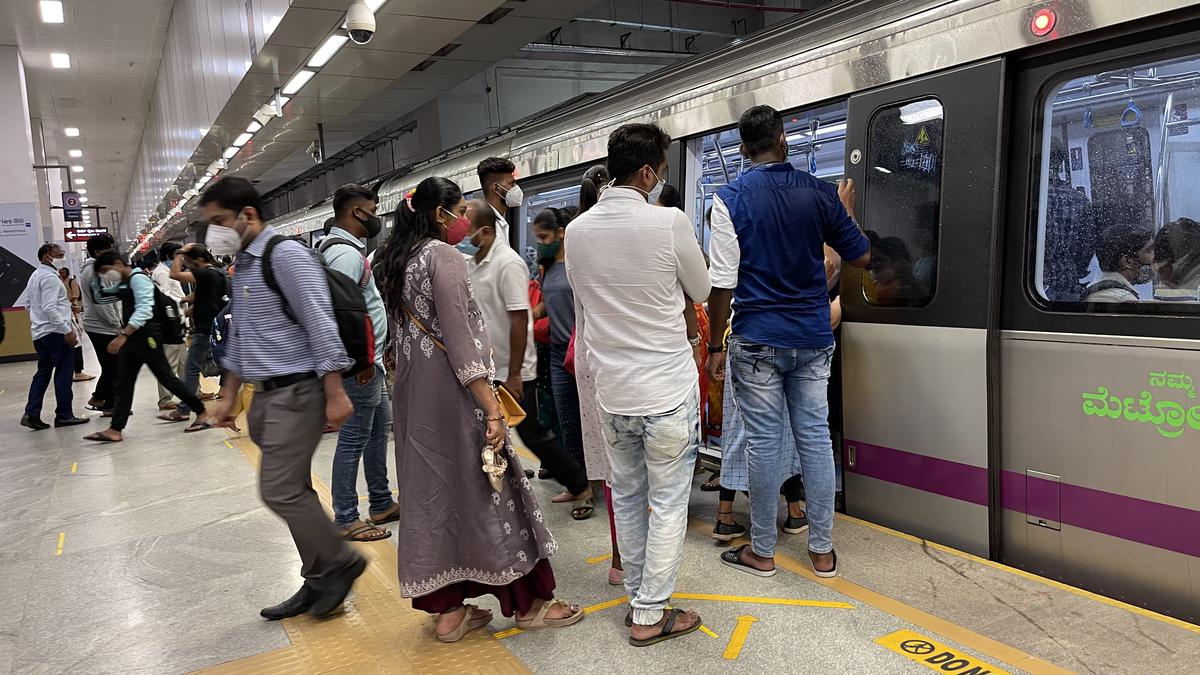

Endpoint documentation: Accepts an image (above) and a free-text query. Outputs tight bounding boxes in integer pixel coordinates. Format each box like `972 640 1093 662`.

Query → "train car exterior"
267 0 1200 622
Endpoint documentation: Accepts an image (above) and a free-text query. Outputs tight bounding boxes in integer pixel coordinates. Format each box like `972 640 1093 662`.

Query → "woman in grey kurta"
378 177 583 642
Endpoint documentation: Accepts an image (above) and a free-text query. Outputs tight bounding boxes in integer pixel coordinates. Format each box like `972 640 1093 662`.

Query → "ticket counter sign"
876 629 1010 675
62 192 83 221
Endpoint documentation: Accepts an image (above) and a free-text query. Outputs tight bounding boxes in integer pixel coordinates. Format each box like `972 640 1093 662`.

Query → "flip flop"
699 473 721 491
628 608 702 647
84 432 121 443
366 504 400 526
436 604 492 643
810 549 838 578
571 496 595 521
340 521 392 542
719 544 777 577
158 411 189 423
184 420 213 433
515 598 584 630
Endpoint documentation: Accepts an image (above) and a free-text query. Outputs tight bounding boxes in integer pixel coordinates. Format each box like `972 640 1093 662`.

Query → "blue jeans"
549 342 585 468
25 332 75 420
331 366 395 529
601 388 700 626
176 334 211 415
729 336 836 557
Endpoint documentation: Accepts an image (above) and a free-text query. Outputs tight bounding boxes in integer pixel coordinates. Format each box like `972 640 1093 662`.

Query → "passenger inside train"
6 1 1200 673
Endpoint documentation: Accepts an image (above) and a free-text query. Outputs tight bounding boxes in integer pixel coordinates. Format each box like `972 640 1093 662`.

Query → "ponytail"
578 164 609 215
377 176 463 317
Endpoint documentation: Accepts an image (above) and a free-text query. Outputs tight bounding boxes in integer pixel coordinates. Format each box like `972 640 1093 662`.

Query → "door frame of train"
840 58 1008 557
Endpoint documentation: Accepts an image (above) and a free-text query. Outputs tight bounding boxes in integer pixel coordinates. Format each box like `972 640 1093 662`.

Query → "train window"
689 101 848 253
862 98 943 307
1034 54 1200 309
521 184 581 273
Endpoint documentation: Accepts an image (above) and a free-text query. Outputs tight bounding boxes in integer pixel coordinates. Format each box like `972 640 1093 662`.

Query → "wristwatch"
708 344 726 354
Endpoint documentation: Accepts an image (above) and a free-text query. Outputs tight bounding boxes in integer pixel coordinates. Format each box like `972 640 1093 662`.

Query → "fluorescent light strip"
308 35 348 68
223 146 239 159
51 52 71 68
281 69 315 95
233 133 253 147
246 120 262 133
40 1 64 24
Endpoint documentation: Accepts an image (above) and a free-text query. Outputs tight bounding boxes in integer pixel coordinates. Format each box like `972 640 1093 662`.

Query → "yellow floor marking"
673 592 853 609
877 629 1011 675
69 462 77 474
699 625 720 639
837 511 1200 636
55 532 65 556
722 615 757 659
687 518 1072 675
492 628 523 639
586 553 613 564
222 440 233 449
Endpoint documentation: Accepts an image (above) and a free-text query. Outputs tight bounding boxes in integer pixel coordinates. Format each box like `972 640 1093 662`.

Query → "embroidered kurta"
392 240 557 598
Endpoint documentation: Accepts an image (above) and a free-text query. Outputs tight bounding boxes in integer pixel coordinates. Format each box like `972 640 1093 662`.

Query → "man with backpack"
82 251 207 442
198 176 366 621
319 184 396 542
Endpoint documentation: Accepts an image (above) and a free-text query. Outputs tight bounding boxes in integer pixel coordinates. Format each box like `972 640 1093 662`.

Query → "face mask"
1135 263 1153 285
101 270 122 286
440 207 471 246
205 224 243 256
646 167 666 205
51 258 68 271
537 240 562 262
357 209 382 238
500 183 524 208
456 237 481 256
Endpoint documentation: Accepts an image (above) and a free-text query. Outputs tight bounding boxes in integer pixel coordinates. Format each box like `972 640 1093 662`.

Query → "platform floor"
2 356 1199 674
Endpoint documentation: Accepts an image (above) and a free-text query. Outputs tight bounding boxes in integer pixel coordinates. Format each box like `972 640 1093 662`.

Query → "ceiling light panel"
308 35 348 69
64 127 79 137
233 133 253 147
39 1 64 24
246 120 262 133
281 69 315 95
223 146 239 159
77 189 87 194
50 52 71 68
71 165 83 172
68 149 82 157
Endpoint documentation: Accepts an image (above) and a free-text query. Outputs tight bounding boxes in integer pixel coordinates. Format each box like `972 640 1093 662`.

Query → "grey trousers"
157 342 186 405
250 376 358 590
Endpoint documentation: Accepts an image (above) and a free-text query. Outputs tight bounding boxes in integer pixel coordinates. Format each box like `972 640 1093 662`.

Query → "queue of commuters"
13 102 872 647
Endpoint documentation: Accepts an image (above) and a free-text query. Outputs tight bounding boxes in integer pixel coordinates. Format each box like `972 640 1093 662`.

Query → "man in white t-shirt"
566 123 711 646
150 243 187 410
462 201 591 505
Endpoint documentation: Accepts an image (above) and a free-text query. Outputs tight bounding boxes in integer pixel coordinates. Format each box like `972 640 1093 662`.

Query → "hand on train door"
838 178 856 220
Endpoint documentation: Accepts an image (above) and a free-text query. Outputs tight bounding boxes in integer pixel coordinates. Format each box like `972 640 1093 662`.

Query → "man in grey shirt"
80 233 123 413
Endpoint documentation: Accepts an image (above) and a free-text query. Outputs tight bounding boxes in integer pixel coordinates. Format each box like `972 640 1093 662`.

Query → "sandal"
340 521 392 542
158 411 189 423
700 473 721 491
436 604 492 643
719 544 777 577
184 420 213 433
810 549 838 578
712 516 747 542
628 608 702 647
571 496 595 521
515 598 584 630
366 503 400 526
84 431 121 443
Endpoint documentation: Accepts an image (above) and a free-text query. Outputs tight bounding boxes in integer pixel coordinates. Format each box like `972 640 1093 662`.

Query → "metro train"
268 0 1200 622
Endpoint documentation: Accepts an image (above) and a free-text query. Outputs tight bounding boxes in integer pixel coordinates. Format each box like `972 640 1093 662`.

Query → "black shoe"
712 519 746 542
54 416 90 427
782 514 809 535
538 468 552 480
524 469 535 479
20 415 50 431
308 555 368 618
260 584 317 620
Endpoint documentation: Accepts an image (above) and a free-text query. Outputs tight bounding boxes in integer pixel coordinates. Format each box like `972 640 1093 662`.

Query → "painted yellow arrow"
722 615 758 660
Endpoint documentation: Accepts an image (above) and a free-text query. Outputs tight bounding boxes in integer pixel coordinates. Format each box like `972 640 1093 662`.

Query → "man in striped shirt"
199 177 364 621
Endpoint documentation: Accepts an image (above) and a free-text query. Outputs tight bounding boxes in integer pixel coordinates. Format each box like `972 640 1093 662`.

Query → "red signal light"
1031 8 1056 37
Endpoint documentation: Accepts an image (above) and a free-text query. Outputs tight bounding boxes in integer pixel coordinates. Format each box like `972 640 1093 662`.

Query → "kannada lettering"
1082 371 1200 438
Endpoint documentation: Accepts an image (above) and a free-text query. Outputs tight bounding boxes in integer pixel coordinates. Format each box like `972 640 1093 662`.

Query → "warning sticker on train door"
875 629 1011 675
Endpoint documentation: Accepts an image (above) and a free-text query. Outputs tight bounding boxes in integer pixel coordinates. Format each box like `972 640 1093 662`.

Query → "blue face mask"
456 238 480 256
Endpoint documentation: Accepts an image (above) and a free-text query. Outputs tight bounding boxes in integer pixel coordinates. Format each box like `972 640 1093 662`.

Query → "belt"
251 372 317 392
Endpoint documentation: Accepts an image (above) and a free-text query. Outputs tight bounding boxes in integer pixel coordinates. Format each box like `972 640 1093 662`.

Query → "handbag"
402 306 526 428
563 329 577 375
481 445 508 493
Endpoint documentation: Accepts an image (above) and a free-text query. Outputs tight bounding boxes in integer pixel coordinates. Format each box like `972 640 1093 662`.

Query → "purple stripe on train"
843 439 1200 559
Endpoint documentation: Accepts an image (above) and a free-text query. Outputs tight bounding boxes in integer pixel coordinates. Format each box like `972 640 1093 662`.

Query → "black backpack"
261 235 375 376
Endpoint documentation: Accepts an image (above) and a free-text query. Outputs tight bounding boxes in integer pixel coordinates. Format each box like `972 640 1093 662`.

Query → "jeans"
511 379 588 495
601 387 700 626
729 335 836 557
331 366 394 529
176 333 212 415
25 332 75 420
86 332 119 406
549 342 585 467
110 336 206 431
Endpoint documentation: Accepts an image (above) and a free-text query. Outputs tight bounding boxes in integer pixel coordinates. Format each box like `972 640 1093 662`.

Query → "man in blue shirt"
707 105 870 580
320 184 397 543
198 177 363 622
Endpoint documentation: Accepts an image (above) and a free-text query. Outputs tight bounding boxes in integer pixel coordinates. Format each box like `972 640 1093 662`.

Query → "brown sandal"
340 521 392 542
436 604 492 643
515 598 584 630
366 504 400 526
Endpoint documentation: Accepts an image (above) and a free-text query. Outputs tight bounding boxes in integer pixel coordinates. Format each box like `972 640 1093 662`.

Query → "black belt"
253 372 317 392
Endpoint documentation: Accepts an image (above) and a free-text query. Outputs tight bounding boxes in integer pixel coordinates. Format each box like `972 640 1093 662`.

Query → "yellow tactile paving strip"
196 427 530 675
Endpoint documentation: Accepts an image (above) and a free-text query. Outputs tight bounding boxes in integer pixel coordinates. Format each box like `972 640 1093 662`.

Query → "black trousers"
86 331 119 406
109 336 205 431
509 379 589 495
720 474 804 504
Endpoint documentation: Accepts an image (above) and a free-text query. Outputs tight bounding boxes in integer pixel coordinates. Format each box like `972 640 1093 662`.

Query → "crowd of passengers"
17 105 875 646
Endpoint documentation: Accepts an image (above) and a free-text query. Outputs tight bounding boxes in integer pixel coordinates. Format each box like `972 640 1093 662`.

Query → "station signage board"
64 226 108 243
62 191 83 221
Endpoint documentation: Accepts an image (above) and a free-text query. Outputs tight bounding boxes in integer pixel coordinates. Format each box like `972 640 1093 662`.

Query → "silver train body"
269 0 1200 622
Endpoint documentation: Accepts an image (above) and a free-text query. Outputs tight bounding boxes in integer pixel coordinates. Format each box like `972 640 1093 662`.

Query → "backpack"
262 235 375 376
131 270 185 344
1082 279 1136 302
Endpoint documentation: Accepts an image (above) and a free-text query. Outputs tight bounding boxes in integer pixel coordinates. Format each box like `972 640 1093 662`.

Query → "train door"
1000 30 1200 622
840 59 1006 556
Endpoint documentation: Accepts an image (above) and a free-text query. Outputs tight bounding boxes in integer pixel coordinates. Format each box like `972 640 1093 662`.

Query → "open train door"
839 59 1006 557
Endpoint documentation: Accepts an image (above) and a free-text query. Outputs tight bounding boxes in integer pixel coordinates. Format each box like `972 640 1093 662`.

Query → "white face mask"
646 167 666 205
51 258 69 271
205 224 243 256
501 183 524 208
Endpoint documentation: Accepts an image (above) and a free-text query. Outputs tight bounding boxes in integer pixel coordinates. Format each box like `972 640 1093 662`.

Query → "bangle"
688 335 701 347
707 345 726 354
486 416 504 422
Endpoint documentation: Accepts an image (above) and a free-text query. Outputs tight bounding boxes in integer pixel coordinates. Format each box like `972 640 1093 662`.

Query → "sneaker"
782 513 809 535
712 519 746 542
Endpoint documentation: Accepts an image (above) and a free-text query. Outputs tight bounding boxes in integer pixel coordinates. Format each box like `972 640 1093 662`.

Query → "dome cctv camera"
346 0 375 45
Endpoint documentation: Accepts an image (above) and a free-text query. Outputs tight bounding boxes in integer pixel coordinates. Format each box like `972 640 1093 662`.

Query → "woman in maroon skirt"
378 176 584 642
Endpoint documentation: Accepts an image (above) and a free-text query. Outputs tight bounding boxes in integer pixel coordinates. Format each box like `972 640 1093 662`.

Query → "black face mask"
357 210 382 238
